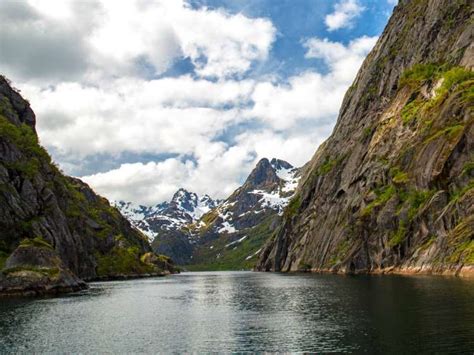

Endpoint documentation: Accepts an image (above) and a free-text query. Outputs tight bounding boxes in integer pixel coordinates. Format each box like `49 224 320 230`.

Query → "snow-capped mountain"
196 158 300 237
116 158 301 267
114 188 220 241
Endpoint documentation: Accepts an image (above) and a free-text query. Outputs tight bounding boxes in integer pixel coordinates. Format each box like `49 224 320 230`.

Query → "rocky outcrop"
257 0 473 276
0 75 176 295
0 237 87 296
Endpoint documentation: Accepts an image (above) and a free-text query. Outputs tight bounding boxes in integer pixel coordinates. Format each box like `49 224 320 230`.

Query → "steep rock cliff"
0 76 174 290
257 0 473 276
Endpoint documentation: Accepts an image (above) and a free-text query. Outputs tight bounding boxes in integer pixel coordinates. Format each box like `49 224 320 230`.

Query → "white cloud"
21 76 255 158
22 34 376 204
244 36 378 130
82 144 256 205
0 0 276 81
303 35 378 82
324 0 364 31
2 0 378 206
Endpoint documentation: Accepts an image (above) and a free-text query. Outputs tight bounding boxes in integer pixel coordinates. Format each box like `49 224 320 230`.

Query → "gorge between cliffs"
0 0 473 353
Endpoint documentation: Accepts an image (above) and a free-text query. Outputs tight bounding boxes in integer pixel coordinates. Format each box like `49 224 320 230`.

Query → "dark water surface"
0 271 473 353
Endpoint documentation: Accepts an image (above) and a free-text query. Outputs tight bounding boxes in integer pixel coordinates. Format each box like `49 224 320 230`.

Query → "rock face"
257 0 474 276
0 238 87 296
0 75 176 295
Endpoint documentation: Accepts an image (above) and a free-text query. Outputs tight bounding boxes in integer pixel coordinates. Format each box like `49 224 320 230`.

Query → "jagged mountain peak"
115 189 220 241
270 158 293 171
245 157 293 188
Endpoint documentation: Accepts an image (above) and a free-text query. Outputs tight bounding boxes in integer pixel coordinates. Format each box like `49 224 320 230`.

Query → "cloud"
245 36 378 130
0 0 276 82
82 143 256 205
303 35 378 82
2 0 379 205
21 76 254 158
0 1 93 81
324 0 364 31
21 34 376 204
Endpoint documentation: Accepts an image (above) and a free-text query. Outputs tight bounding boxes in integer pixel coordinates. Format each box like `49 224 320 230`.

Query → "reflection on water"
0 272 473 353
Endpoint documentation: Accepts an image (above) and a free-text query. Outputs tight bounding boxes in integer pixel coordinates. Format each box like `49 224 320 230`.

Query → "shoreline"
0 271 180 298
288 264 474 278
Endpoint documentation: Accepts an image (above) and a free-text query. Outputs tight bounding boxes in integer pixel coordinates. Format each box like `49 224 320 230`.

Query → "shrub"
399 63 441 88
285 195 301 218
389 221 407 247
362 184 396 217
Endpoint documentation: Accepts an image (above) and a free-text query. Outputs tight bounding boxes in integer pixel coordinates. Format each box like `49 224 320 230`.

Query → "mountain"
115 189 220 264
116 158 300 268
116 157 300 268
187 158 300 270
0 76 176 296
257 0 473 276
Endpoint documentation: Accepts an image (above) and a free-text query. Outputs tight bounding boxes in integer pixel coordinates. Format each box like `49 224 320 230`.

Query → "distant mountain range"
115 158 301 268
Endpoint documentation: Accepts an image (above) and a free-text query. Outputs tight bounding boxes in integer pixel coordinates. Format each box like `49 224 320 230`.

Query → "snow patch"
225 235 247 247
245 248 262 260
218 221 237 234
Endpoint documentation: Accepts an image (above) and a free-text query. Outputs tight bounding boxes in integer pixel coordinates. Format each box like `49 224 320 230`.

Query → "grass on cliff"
0 115 52 178
2 265 60 278
447 216 474 264
95 246 155 277
19 236 54 250
361 185 396 217
399 63 442 89
284 195 301 218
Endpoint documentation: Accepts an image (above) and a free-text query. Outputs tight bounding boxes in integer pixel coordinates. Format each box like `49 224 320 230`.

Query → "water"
0 272 473 353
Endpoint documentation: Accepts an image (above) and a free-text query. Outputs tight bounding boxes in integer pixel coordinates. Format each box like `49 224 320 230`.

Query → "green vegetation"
95 246 155 276
461 161 474 176
284 195 301 218
0 115 51 178
402 189 435 221
362 125 375 140
436 67 474 97
298 262 312 271
361 184 396 217
424 123 464 144
315 155 345 176
389 221 407 247
426 66 474 109
19 236 54 250
327 239 352 267
2 266 60 278
401 99 423 125
399 63 442 88
390 167 409 184
449 179 474 204
447 216 474 264
187 215 276 271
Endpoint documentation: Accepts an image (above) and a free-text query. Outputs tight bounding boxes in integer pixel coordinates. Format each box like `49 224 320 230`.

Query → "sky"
0 0 398 205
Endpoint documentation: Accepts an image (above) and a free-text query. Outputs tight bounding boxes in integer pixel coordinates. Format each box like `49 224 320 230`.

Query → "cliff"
257 0 474 276
0 76 175 295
